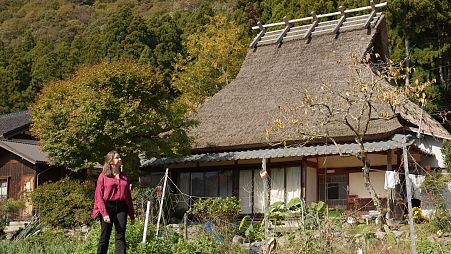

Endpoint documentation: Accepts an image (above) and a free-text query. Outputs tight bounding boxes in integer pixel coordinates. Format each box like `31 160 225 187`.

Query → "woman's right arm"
94 173 108 218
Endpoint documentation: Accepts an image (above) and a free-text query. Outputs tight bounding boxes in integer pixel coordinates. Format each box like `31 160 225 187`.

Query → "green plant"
0 229 78 254
31 177 94 228
0 198 26 226
132 186 157 221
442 140 451 172
188 197 240 228
304 201 327 229
417 240 451 254
422 173 451 232
238 215 264 241
171 233 227 254
76 220 156 254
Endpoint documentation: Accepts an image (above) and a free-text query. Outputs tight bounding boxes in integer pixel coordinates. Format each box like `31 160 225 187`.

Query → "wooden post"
184 213 188 240
363 1 377 28
332 6 346 33
403 143 417 254
249 21 266 48
275 17 292 44
150 201 154 224
386 150 393 222
304 11 319 39
156 168 169 237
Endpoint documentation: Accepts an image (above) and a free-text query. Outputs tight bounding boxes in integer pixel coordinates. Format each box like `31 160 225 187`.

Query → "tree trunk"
361 156 386 229
405 37 410 87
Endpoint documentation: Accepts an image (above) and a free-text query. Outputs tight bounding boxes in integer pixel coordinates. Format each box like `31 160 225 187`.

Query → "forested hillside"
1 0 449 126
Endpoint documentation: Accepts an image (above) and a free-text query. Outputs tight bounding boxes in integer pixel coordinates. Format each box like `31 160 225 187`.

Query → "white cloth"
384 171 400 190
408 174 425 199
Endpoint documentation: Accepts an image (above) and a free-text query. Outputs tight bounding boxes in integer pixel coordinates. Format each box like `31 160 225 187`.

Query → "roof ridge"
249 1 387 48
0 110 29 119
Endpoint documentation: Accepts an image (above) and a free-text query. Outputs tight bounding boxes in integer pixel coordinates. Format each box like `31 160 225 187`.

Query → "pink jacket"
91 172 135 220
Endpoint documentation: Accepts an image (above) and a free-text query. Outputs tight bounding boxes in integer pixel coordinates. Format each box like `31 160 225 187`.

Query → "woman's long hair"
103 150 120 177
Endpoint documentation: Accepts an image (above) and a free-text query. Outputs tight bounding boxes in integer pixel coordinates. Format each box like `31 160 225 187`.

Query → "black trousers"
97 201 128 254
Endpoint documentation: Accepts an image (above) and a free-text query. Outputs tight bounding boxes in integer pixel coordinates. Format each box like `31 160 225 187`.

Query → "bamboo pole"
261 158 269 237
156 168 169 237
142 201 151 243
403 143 417 254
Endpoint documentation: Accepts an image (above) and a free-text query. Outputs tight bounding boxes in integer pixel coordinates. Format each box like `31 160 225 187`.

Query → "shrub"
188 197 240 226
171 233 229 254
423 173 451 232
76 220 139 254
0 198 26 226
77 219 227 254
31 177 94 228
442 140 451 172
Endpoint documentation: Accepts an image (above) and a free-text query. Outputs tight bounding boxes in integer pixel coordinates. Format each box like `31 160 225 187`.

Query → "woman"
92 151 135 254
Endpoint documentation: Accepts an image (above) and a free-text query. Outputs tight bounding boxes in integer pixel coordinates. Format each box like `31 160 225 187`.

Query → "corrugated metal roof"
0 139 48 164
141 134 413 167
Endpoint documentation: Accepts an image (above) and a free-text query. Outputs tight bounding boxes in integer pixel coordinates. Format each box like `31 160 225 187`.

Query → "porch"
140 134 432 218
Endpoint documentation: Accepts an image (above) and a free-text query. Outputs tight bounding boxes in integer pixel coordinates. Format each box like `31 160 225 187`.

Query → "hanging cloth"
384 171 400 190
408 174 426 199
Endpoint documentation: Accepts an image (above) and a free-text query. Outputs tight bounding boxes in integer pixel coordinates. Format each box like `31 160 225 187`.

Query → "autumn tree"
172 15 247 110
30 61 193 171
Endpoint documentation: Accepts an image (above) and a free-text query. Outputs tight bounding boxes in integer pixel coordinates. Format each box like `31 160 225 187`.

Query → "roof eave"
0 142 42 165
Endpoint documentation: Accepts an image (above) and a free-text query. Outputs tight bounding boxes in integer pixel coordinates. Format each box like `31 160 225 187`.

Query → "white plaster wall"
349 171 387 198
415 135 446 168
306 166 317 202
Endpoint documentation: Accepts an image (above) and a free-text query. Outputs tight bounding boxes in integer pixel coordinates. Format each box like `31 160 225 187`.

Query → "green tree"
30 61 193 171
31 40 75 89
0 46 34 114
172 15 247 109
145 14 183 80
102 7 154 61
387 0 450 110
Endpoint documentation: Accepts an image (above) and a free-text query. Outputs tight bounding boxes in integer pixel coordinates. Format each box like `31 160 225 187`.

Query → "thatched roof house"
140 3 450 215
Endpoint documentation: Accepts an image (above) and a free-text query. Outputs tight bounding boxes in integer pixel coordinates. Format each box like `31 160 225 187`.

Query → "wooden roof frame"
249 1 387 48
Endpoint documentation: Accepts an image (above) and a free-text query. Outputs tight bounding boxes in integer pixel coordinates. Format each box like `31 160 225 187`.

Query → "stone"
232 235 245 245
392 230 403 238
250 241 263 254
375 231 386 239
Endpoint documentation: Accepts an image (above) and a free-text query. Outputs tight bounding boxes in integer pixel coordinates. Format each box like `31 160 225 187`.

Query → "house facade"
0 111 81 219
140 3 450 217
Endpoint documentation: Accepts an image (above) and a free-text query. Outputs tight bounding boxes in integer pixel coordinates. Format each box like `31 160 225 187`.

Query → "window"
177 170 233 204
205 172 218 197
219 170 233 197
319 175 348 206
0 179 8 200
190 172 204 197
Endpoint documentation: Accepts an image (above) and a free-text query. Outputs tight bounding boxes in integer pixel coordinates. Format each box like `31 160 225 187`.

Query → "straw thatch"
189 16 450 152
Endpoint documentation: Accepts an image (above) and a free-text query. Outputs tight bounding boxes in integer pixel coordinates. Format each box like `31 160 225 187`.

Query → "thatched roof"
188 15 450 152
